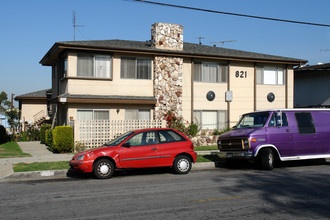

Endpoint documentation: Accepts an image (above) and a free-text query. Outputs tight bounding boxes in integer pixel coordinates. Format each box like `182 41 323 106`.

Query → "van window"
295 112 316 134
236 112 269 128
268 113 288 127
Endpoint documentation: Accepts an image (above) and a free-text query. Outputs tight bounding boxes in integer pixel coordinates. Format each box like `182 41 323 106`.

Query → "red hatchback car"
70 128 197 179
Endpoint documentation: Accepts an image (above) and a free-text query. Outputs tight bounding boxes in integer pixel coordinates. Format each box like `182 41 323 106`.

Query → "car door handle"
286 129 290 132
151 148 157 151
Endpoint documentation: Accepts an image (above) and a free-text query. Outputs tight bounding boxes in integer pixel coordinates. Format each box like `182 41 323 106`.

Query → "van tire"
260 148 274 170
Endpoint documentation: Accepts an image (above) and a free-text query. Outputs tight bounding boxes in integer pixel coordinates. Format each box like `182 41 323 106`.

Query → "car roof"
133 128 174 133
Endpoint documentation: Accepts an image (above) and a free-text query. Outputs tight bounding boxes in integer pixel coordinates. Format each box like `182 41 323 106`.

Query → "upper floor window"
194 62 227 83
77 54 112 78
121 57 152 79
257 66 285 85
59 57 67 79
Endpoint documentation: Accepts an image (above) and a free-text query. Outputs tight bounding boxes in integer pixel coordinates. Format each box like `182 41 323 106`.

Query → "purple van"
217 109 330 170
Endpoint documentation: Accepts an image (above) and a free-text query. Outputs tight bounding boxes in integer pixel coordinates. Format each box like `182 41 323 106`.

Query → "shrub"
45 129 53 148
188 123 199 137
0 125 9 144
26 126 40 141
52 126 74 153
212 128 231 135
21 131 27 141
40 124 51 144
74 141 86 153
165 111 190 137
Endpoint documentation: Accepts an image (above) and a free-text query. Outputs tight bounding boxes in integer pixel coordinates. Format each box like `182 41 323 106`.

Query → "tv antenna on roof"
72 11 85 41
209 40 236 47
194 36 205 45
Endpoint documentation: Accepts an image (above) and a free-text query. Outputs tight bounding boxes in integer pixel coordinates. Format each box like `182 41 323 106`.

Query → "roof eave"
40 42 307 66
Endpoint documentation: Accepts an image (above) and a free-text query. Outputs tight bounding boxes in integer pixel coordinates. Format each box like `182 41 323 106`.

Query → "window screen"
77 55 93 77
194 62 227 83
125 109 150 120
77 54 111 78
121 57 151 79
94 111 109 120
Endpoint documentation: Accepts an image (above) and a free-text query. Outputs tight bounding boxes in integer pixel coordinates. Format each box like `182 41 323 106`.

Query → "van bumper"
218 151 253 159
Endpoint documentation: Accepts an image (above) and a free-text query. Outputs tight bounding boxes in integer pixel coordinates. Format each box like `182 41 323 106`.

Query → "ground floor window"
125 109 150 120
193 110 227 130
77 109 110 120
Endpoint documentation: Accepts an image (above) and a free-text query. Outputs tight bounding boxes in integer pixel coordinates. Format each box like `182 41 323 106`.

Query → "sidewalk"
0 142 73 179
0 142 220 180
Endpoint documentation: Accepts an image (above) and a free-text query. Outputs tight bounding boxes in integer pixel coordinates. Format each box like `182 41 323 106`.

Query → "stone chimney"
152 23 184 121
151 23 183 51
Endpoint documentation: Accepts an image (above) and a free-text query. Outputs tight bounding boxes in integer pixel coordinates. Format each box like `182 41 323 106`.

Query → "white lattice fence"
74 120 166 149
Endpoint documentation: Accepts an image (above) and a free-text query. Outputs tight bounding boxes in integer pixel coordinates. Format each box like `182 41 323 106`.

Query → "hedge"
52 126 73 153
40 124 51 144
45 129 53 148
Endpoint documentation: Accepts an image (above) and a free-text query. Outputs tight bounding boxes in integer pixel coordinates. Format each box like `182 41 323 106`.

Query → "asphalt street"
1 161 330 219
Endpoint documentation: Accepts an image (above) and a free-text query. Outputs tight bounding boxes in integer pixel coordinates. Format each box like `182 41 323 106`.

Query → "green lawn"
13 161 70 172
194 145 218 151
0 142 31 158
196 155 220 163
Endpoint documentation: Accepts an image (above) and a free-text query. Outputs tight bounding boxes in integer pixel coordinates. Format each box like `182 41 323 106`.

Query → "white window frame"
120 57 152 80
77 54 112 79
257 66 285 85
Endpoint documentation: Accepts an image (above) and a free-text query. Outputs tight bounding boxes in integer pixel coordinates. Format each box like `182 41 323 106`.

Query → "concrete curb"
2 161 221 181
4 169 69 180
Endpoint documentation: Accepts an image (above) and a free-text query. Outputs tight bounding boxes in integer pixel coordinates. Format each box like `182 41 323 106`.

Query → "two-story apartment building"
40 23 307 130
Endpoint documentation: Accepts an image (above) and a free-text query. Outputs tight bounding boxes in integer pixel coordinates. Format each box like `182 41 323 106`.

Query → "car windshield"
235 112 270 128
103 131 134 146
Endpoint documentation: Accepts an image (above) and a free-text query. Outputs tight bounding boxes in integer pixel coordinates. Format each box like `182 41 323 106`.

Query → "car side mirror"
122 142 131 148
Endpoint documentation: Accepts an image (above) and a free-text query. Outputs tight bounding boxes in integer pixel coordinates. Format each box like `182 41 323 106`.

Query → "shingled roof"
40 39 307 66
15 89 51 101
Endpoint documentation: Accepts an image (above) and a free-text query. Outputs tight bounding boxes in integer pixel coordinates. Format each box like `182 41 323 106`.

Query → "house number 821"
235 71 247 78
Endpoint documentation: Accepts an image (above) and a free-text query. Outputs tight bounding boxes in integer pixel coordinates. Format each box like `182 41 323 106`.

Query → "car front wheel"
173 155 192 174
93 159 115 179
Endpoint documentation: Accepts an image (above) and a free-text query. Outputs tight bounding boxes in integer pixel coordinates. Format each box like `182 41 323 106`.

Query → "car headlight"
76 155 85 161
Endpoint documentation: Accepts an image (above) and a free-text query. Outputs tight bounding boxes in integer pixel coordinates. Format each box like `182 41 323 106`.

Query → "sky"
1 0 330 107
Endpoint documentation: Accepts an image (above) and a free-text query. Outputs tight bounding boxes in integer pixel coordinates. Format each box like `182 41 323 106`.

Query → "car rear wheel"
260 148 274 170
93 159 115 179
173 155 192 174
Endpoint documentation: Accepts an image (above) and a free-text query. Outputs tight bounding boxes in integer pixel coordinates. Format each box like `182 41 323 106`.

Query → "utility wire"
126 0 330 28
